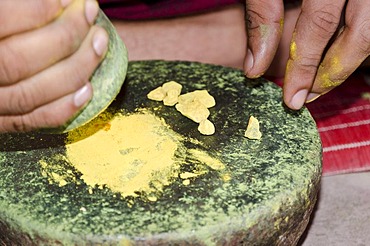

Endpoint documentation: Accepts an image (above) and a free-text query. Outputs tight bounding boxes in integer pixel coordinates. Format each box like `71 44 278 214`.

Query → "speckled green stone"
48 10 128 133
0 61 322 245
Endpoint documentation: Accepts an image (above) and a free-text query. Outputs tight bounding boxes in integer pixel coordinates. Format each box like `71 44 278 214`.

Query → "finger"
0 26 108 115
283 0 346 110
0 0 67 39
307 0 370 102
0 0 99 85
0 83 93 133
244 0 284 78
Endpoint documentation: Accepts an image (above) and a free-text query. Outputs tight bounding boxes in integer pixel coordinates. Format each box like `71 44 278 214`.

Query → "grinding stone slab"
0 61 322 245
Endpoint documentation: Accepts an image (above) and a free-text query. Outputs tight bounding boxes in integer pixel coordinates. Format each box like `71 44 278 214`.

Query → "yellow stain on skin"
289 31 298 61
289 41 297 60
319 56 345 89
279 18 284 33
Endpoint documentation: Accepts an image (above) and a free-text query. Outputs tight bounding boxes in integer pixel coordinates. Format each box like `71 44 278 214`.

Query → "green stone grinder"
47 10 128 133
0 60 322 245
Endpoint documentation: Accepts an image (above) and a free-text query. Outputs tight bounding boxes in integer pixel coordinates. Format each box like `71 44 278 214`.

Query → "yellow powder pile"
38 109 230 202
56 110 230 200
66 111 183 198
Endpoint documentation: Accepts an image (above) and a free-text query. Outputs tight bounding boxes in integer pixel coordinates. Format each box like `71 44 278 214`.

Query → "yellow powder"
66 111 182 198
188 149 225 171
39 110 230 201
53 110 230 200
39 157 75 187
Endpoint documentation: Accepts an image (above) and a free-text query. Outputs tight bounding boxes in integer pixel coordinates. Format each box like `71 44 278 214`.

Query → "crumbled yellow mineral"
147 81 216 135
163 89 180 106
198 119 215 135
175 99 210 123
147 87 166 101
178 90 216 108
244 115 262 140
162 81 182 95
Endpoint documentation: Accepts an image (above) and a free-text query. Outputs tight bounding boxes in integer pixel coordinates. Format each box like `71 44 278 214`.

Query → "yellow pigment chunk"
175 100 210 123
66 112 183 197
198 119 215 135
147 87 166 101
178 90 216 108
163 89 180 106
162 81 182 95
244 115 262 140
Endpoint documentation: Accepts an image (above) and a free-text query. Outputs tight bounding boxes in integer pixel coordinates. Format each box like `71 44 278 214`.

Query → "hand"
283 0 370 110
0 0 108 132
243 0 285 78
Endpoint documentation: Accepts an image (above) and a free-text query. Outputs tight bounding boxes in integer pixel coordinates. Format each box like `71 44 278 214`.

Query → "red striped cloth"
273 72 370 176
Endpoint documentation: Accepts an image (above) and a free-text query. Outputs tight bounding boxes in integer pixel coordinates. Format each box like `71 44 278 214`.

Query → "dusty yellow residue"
39 156 75 187
279 18 284 33
319 56 345 89
188 149 225 171
289 41 297 60
66 111 182 198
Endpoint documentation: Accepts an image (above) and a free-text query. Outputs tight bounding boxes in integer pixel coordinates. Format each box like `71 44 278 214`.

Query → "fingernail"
244 49 254 73
85 0 99 25
290 89 308 110
74 84 92 107
93 30 109 56
61 0 72 7
306 93 321 103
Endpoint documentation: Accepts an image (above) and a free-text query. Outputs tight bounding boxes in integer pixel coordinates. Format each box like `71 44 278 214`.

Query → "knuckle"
58 22 81 52
57 11 89 53
8 83 36 114
0 42 27 84
297 54 321 73
34 0 61 24
356 20 370 54
308 8 341 38
10 116 34 132
247 6 281 29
